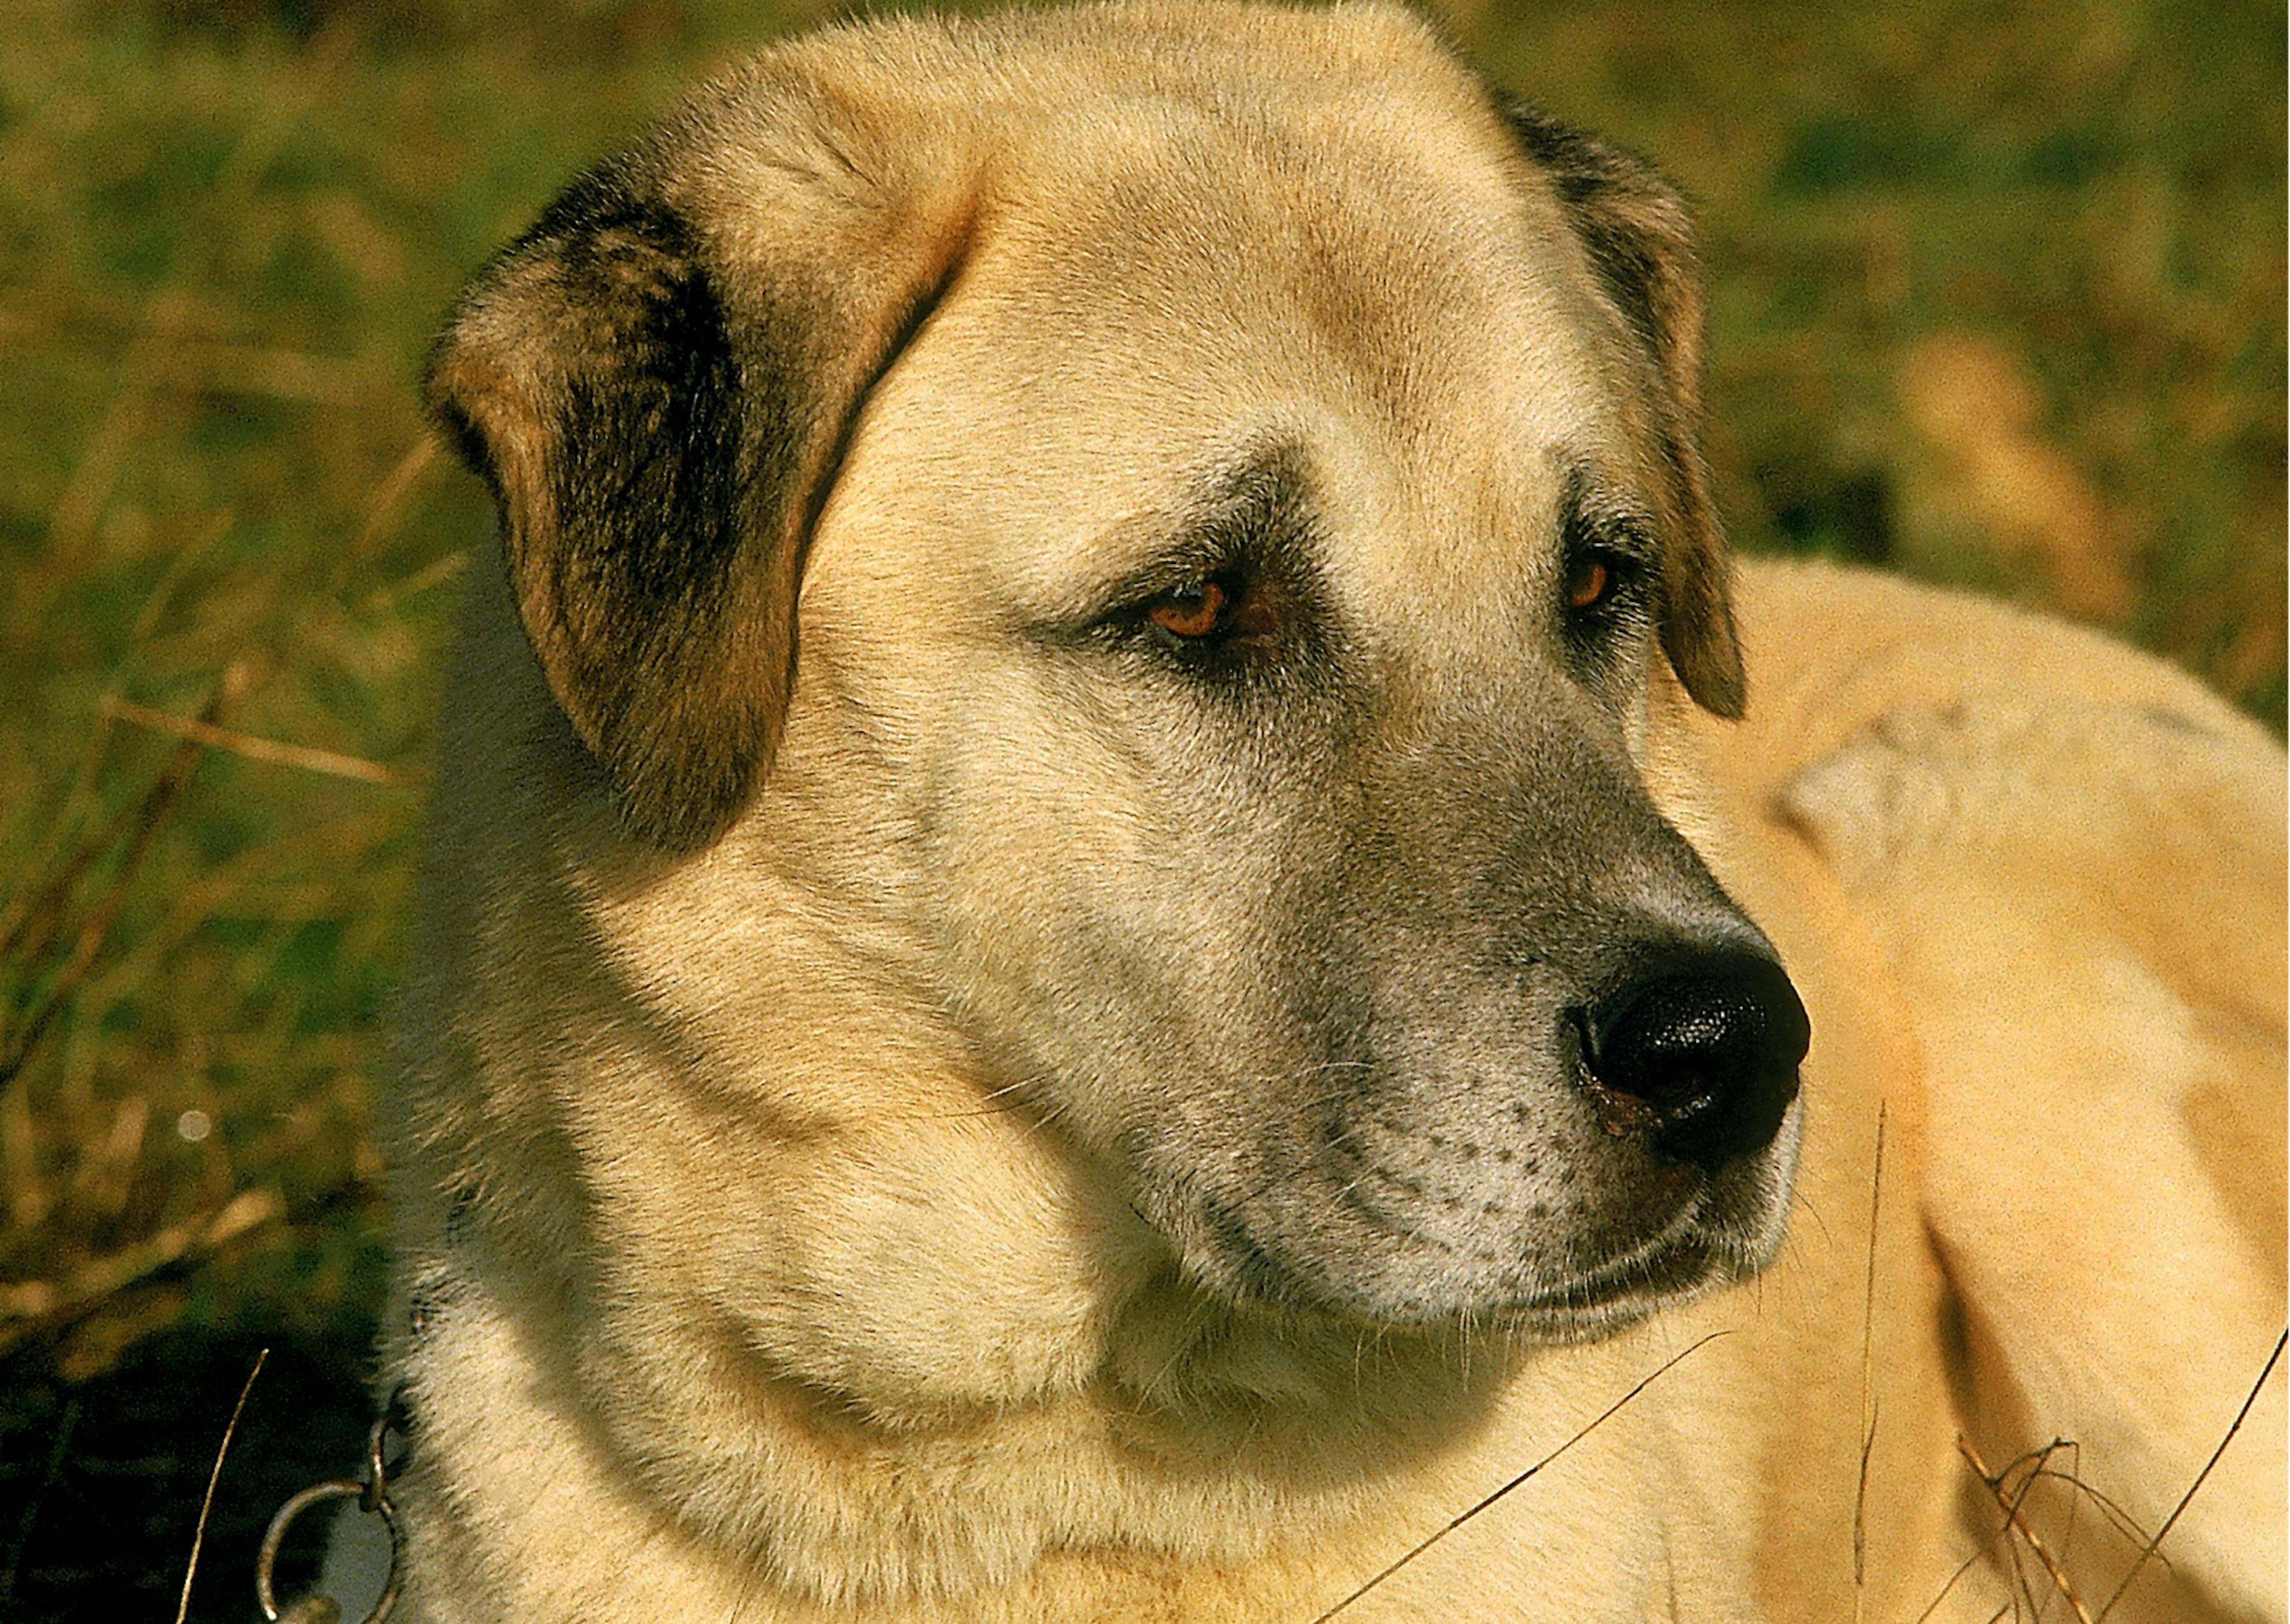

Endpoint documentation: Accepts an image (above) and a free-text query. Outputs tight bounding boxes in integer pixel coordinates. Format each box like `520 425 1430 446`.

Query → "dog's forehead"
804 75 1641 631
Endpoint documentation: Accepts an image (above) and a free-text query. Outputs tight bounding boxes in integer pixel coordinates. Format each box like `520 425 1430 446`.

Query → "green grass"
0 0 2279 1612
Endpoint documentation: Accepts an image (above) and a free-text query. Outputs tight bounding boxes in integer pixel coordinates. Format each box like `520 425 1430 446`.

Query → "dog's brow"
1189 445 1315 540
1087 445 1320 609
1558 461 1658 561
1145 444 1321 584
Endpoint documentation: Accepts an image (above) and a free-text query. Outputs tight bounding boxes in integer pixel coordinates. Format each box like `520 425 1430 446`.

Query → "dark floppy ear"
428 145 969 851
1503 103 1745 719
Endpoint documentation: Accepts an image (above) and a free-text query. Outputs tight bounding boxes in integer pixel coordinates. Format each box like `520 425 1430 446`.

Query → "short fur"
360 5 2286 1620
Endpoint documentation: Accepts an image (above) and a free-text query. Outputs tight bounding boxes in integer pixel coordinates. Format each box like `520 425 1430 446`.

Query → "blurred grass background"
0 0 2279 1615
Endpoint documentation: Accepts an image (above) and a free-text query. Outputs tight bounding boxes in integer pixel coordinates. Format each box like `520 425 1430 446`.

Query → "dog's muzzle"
1576 950 1810 1169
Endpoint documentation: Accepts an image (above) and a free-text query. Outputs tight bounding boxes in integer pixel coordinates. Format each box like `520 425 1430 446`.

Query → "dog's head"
427 1 1806 1346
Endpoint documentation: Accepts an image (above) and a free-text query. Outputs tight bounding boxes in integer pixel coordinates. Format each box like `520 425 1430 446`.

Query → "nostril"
1579 951 1811 1168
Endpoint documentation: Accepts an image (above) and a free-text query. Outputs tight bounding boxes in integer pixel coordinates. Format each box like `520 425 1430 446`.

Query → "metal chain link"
256 1392 407 1624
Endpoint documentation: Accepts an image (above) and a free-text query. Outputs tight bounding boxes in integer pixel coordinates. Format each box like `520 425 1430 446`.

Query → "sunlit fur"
366 6 2286 1620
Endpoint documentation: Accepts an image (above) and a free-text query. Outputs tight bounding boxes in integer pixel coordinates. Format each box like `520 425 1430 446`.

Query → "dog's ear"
1504 104 1745 719
428 146 968 851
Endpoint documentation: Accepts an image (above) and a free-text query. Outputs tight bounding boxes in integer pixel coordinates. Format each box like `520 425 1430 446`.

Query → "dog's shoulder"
1735 557 2280 886
1736 556 2261 755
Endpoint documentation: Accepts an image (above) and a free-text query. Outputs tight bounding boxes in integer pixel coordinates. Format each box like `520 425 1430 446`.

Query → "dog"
344 4 2286 1618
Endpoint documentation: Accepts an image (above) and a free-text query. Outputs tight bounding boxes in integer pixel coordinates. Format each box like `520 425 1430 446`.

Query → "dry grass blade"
1986 1440 2056 1621
176 343 376 405
2020 1461 2150 1552
41 309 169 565
99 698 428 787
1853 1099 1888 1618
1915 1539 1998 1623
0 684 215 973
2094 1327 2288 1622
0 1189 283 1360
1306 1331 1729 1622
357 549 468 617
0 733 130 972
0 680 229 1092
1959 1436 2099 1624
1916 1433 2084 1624
174 1347 268 1624
0 513 232 962
350 434 443 562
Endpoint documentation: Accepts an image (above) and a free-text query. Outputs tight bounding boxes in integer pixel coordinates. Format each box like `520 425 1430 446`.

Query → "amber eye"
1147 579 1230 640
1564 554 1614 612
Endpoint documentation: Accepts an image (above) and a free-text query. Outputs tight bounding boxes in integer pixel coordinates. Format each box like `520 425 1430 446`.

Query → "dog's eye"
1141 571 1276 649
1565 551 1620 612
1557 547 1648 618
1147 579 1230 640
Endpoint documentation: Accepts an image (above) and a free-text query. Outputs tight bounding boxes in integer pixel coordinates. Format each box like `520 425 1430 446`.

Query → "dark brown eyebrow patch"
1065 443 1323 625
1152 444 1322 591
1557 462 1660 572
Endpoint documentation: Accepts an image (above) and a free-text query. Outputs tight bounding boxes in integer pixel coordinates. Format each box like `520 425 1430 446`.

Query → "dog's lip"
1502 1183 1725 1315
1508 1234 1712 1315
1195 1169 1735 1325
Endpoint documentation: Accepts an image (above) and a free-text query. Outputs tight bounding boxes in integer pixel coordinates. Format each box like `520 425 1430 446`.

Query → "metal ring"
256 1477 403 1624
361 1415 392 1513
361 1389 412 1514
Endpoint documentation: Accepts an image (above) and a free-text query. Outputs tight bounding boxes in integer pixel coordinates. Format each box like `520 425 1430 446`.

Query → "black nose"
1578 951 1811 1169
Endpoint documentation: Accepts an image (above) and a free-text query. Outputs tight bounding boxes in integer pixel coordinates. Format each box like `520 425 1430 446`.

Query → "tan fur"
361 6 2286 1620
